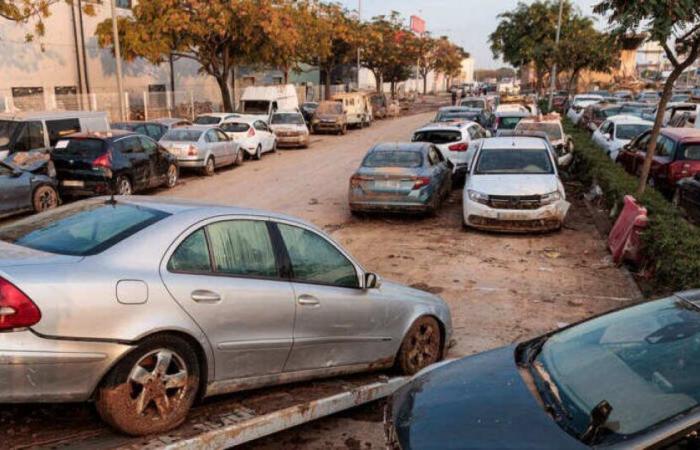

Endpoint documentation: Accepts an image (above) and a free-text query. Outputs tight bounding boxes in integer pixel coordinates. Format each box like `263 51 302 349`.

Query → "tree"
1 0 94 41
594 1 700 196
475 67 517 82
434 38 468 89
414 34 439 95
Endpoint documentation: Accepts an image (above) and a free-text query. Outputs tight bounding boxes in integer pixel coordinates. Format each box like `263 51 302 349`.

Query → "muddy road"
2 107 641 449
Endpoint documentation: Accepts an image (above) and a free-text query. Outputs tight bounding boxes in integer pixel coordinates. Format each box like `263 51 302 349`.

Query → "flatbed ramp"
4 374 406 450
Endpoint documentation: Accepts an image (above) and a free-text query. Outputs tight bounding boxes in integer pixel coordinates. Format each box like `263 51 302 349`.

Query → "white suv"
412 121 489 182
462 136 569 232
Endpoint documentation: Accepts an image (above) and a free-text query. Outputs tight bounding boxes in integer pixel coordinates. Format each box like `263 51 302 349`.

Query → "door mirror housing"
364 272 382 289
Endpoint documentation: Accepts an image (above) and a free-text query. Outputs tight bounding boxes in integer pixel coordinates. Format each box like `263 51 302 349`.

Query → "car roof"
371 142 429 153
416 122 473 131
272 110 303 115
0 111 107 121
438 106 472 112
66 130 136 141
222 116 260 124
153 117 190 125
607 115 653 124
495 110 531 117
197 112 238 118
661 127 700 142
163 125 212 132
481 136 549 150
113 121 161 127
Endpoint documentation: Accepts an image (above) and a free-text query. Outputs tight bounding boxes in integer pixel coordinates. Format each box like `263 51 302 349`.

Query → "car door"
428 146 449 196
650 136 676 188
592 121 609 150
215 129 234 165
255 121 272 151
622 131 651 174
204 129 221 165
117 136 150 191
0 162 30 213
160 218 296 380
139 136 167 187
274 222 396 372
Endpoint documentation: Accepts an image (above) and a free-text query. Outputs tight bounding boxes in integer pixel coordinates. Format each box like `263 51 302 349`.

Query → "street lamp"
356 0 361 90
547 0 564 112
110 0 126 121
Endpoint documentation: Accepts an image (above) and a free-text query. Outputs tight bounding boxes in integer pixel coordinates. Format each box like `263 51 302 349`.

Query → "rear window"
220 122 250 133
680 144 700 161
194 116 220 125
0 201 170 256
499 116 524 130
413 130 462 144
363 151 422 168
162 130 202 142
475 148 553 175
54 138 105 157
461 100 485 109
438 112 477 122
270 113 305 125
515 122 562 141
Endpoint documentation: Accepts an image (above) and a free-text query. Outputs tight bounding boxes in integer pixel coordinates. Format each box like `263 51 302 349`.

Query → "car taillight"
494 117 500 128
668 162 692 183
92 151 112 169
350 174 371 187
448 142 469 152
0 277 41 331
188 145 198 156
247 128 256 137
412 177 431 189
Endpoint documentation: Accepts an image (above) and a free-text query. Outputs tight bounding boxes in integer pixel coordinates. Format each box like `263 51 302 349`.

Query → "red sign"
410 15 426 34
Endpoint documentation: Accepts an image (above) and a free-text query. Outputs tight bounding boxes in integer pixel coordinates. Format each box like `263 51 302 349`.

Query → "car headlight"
540 191 562 205
467 190 489 205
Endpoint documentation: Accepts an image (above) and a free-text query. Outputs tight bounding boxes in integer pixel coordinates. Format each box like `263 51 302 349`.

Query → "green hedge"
566 122 700 294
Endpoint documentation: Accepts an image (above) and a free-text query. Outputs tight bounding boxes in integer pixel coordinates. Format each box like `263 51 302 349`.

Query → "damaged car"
462 136 569 232
0 158 59 218
514 114 574 167
0 197 452 436
386 291 700 450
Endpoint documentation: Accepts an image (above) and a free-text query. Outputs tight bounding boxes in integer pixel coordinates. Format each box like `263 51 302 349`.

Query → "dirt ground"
1 102 642 449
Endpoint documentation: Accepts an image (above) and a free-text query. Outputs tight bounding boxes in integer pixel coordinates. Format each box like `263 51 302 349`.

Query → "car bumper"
313 123 342 131
276 135 309 147
58 179 112 197
177 157 206 168
0 330 134 402
463 198 570 232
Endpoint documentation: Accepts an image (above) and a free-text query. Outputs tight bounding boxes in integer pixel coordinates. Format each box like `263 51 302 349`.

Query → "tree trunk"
230 64 236 111
637 41 700 197
324 68 332 101
390 80 396 99
168 53 176 114
422 74 428 95
371 69 382 93
215 74 233 112
284 68 289 84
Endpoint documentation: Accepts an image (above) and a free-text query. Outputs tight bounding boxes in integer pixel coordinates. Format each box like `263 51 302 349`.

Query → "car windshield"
111 123 136 131
499 116 524 130
680 144 700 161
317 102 343 114
220 122 250 133
413 130 462 144
363 151 422 168
461 100 484 108
162 130 203 142
475 148 553 174
194 116 220 125
0 201 170 256
535 298 700 444
616 124 651 141
241 100 270 114
0 120 20 150
438 112 477 122
271 113 305 125
53 138 105 157
516 122 563 141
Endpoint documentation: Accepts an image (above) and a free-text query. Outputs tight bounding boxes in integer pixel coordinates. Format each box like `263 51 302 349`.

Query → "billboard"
410 15 426 34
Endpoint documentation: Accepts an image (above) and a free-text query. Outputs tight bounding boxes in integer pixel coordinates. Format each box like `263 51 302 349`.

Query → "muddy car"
0 158 59 218
310 101 347 135
269 111 310 148
514 115 574 167
370 93 389 119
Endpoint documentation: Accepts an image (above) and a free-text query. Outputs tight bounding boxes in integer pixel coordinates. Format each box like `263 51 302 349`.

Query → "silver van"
0 111 110 159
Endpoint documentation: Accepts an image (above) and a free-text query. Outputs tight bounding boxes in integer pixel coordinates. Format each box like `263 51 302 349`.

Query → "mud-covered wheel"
32 185 59 213
165 164 178 189
115 176 132 196
203 157 215 176
95 335 200 436
235 149 244 166
396 316 442 375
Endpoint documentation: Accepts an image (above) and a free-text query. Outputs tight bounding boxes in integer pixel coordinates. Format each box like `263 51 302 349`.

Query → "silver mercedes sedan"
0 197 452 436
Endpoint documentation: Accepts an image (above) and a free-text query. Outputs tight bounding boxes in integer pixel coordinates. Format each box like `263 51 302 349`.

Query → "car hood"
0 241 82 268
379 280 446 307
315 114 342 121
467 175 559 196
391 345 587 450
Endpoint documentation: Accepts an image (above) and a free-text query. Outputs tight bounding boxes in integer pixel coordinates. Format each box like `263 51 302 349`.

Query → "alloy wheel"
117 177 132 195
127 349 189 420
166 165 178 188
34 186 58 212
397 317 441 375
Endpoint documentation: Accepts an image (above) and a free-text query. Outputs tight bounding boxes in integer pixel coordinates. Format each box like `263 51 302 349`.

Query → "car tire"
254 145 262 160
165 164 178 189
341 125 347 135
395 316 442 376
203 157 215 176
271 140 277 153
672 189 681 208
235 149 244 166
32 185 59 213
95 335 200 436
115 176 133 196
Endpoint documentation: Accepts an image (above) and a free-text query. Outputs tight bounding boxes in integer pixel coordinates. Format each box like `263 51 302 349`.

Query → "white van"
332 92 373 128
238 85 299 122
0 111 110 159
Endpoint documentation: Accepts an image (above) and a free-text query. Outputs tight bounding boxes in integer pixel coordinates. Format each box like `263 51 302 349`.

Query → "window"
115 0 132 9
118 137 142 154
615 124 651 141
207 220 277 278
254 121 267 131
475 148 554 175
12 87 44 111
656 136 675 158
146 124 164 140
205 130 219 143
412 130 461 144
428 147 441 166
220 122 249 133
46 119 80 146
168 229 211 273
635 132 652 151
139 136 158 153
162 130 202 142
277 223 358 288
0 201 169 256
362 151 423 168
215 129 229 141
13 121 44 151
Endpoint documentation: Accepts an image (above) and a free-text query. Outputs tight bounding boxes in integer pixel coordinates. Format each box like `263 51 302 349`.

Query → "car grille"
277 131 300 137
487 195 541 210
469 216 561 231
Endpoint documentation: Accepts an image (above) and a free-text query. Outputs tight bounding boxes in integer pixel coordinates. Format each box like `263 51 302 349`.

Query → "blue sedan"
0 159 59 219
348 143 452 215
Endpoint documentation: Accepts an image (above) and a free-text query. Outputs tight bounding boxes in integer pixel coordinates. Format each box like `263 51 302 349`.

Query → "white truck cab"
237 85 300 122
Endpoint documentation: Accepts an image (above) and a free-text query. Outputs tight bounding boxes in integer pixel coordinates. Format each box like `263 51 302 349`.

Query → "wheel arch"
397 312 449 362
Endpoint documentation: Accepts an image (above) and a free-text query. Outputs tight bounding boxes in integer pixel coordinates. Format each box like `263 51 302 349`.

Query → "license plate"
497 212 531 221
62 180 84 188
376 180 403 190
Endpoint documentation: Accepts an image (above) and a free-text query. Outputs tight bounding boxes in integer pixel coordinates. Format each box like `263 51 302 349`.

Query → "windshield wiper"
580 400 613 445
532 361 572 421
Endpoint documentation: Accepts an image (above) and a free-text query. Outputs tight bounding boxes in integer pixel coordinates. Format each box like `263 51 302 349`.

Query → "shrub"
566 122 700 294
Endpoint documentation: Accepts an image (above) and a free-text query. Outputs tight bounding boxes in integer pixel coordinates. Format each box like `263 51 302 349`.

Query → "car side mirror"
364 272 382 289
11 168 23 177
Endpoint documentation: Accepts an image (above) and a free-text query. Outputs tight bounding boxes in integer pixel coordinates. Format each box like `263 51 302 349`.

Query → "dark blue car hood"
391 345 588 450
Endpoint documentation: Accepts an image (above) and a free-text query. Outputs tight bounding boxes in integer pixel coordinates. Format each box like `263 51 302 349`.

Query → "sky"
336 0 603 69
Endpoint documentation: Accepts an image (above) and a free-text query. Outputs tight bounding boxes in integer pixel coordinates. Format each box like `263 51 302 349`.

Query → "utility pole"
110 0 126 121
356 0 361 91
547 0 564 113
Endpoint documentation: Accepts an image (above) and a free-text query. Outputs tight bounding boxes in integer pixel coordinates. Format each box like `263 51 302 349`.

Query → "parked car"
491 110 531 135
462 136 569 232
160 125 241 174
153 117 192 132
300 102 319 124
614 90 634 101
675 174 700 223
387 291 700 450
579 102 636 132
514 115 574 165
332 92 372 128
637 90 661 104
412 121 488 182
668 110 699 129
592 115 653 160
566 95 604 125
369 93 389 119
459 96 490 112
349 142 452 215
269 110 310 148
551 91 570 113
434 106 488 126
617 128 700 194
220 117 276 159
642 102 697 126
0 197 452 435
0 159 59 218
51 131 179 197
671 93 691 103
193 113 240 126
112 121 169 141
310 101 347 135
0 111 110 160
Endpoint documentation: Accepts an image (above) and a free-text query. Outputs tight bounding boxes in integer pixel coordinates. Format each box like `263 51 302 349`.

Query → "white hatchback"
462 136 569 232
591 115 653 160
566 95 604 125
221 117 277 160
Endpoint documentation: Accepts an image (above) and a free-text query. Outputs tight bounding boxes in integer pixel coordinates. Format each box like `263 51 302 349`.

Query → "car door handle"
191 290 221 303
297 295 320 306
